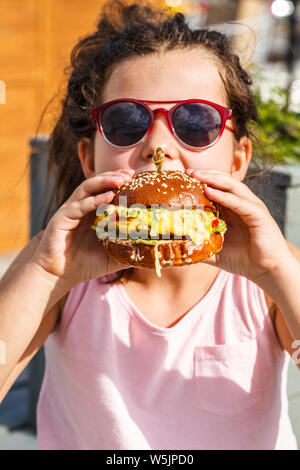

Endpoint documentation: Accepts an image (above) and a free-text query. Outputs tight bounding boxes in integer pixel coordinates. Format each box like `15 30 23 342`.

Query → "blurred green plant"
249 86 300 164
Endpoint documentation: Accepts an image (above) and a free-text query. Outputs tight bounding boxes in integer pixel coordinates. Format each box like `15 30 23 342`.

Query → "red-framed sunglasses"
91 98 234 150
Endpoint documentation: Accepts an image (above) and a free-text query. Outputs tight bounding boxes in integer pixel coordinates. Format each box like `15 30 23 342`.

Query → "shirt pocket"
194 338 265 416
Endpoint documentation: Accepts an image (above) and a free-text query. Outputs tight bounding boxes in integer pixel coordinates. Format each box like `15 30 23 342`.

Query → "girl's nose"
139 115 181 165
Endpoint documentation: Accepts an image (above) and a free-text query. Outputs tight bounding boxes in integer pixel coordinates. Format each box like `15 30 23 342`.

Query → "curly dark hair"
43 0 259 284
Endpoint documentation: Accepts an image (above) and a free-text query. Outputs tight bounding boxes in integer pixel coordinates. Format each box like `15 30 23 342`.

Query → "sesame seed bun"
99 170 226 276
112 170 216 210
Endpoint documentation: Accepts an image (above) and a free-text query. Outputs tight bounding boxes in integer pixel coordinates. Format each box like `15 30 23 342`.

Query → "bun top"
112 170 217 211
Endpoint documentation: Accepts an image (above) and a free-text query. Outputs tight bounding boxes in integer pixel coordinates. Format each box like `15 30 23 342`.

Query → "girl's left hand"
185 168 292 283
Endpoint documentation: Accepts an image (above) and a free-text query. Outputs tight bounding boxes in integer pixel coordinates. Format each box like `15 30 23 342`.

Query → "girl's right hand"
32 169 135 286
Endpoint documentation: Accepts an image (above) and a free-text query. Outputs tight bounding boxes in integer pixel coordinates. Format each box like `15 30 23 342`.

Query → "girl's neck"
121 263 221 328
125 262 220 292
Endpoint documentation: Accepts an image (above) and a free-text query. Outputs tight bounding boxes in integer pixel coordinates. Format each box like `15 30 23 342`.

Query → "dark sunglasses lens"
173 103 222 147
101 102 150 146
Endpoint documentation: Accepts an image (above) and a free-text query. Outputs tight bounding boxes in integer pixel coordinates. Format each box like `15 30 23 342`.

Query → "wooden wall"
0 0 163 253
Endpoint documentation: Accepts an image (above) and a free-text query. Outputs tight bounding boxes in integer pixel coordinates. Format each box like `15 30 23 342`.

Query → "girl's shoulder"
265 289 297 362
265 241 300 364
52 274 115 332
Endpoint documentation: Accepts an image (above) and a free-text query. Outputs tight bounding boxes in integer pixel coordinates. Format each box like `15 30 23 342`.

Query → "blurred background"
0 0 300 450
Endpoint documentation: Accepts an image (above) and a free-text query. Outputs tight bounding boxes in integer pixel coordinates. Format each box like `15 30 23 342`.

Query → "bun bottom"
102 233 224 270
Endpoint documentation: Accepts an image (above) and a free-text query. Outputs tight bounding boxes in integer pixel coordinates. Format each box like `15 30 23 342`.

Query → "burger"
93 169 227 277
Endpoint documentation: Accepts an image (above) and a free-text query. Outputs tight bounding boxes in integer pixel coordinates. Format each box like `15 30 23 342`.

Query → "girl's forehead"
102 49 227 105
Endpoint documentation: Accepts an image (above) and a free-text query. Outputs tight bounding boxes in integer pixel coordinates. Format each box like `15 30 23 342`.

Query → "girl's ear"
231 136 252 181
77 137 95 178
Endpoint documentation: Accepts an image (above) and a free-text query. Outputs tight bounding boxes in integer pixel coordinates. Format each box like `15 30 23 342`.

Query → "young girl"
1 0 300 450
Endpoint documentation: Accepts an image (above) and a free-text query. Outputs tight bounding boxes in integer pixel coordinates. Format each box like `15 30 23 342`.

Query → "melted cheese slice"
94 205 226 243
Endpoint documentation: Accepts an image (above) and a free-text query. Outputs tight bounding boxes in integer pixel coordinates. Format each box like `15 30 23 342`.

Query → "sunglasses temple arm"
225 124 237 135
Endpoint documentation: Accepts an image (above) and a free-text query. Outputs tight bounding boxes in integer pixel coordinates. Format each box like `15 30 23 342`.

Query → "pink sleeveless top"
37 269 297 450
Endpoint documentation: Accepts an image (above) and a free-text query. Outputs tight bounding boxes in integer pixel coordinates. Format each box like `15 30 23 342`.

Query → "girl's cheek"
190 149 232 173
94 151 132 173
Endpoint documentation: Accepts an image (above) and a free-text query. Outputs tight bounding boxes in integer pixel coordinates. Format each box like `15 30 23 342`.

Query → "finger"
204 186 265 224
186 169 262 205
56 191 115 230
119 168 136 175
187 169 257 201
69 171 135 203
